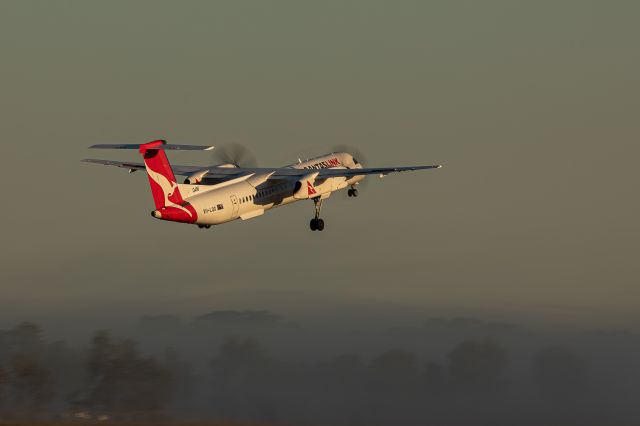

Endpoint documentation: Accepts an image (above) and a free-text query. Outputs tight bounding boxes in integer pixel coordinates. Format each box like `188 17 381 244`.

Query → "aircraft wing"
83 159 258 180
83 159 442 180
312 165 442 178
236 165 443 178
83 159 211 176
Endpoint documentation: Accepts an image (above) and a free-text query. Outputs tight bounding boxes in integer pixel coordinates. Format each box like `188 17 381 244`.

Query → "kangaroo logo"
145 160 194 218
307 181 317 196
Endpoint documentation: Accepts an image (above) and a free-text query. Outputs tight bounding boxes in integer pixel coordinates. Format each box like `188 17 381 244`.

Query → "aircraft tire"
310 219 318 231
317 219 325 231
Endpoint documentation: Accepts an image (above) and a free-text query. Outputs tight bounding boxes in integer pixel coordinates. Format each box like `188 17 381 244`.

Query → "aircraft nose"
151 210 162 219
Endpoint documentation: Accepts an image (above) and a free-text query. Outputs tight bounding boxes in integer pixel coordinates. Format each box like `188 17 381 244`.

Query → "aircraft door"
230 194 239 218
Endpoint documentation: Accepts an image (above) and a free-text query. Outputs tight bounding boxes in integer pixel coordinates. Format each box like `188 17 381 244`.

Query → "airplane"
83 140 442 231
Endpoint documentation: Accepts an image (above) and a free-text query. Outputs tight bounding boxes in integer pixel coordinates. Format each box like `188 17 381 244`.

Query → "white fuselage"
179 152 362 226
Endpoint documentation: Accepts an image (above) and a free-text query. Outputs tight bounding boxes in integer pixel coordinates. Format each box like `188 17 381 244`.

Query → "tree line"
0 318 612 425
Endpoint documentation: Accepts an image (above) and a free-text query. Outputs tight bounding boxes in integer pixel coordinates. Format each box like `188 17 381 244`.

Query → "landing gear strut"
309 197 325 231
347 186 358 197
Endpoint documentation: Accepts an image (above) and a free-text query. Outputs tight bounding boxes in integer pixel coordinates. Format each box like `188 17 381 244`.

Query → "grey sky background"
0 0 638 335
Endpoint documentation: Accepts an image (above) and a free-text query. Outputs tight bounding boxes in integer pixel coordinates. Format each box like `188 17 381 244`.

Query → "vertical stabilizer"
139 140 197 223
139 140 183 208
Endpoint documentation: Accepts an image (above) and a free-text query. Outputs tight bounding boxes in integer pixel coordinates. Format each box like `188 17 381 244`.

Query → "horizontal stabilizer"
90 142 213 151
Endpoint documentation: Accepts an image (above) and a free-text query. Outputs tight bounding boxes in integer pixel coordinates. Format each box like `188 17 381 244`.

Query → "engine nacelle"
184 163 242 183
293 172 332 199
184 170 209 184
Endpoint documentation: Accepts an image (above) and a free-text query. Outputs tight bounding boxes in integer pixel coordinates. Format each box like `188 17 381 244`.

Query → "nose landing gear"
309 197 325 231
197 224 211 229
347 186 358 197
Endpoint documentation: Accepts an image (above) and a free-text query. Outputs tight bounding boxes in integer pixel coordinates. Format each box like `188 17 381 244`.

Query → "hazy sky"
1 0 639 333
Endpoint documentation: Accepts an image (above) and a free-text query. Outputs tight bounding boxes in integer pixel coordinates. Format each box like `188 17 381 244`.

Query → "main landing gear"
198 224 211 229
309 197 325 231
347 186 358 197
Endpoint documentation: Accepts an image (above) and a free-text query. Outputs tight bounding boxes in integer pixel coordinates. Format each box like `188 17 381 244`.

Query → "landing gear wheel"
309 198 326 231
348 187 359 197
309 218 325 231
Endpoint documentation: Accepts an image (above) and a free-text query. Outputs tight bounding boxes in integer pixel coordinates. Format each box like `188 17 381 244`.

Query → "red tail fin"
139 140 184 208
139 140 197 223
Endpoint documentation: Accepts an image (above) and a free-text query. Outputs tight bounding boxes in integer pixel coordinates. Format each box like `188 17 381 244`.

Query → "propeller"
212 143 258 168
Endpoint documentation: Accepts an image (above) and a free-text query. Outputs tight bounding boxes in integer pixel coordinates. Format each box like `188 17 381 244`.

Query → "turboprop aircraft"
83 140 442 231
